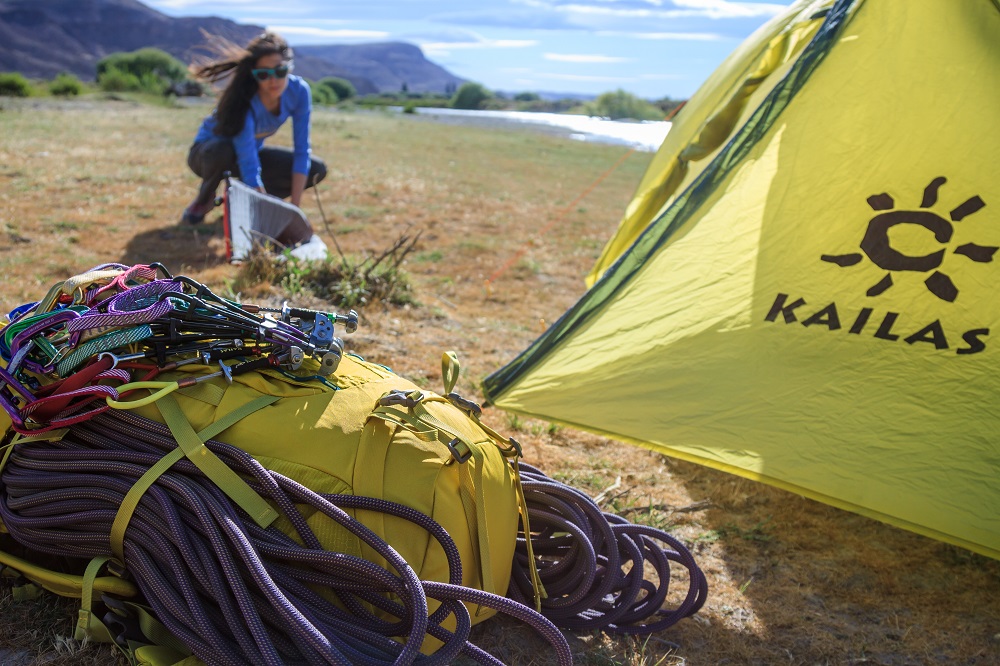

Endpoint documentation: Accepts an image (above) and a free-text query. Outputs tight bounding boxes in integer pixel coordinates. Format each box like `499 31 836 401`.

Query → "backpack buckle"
446 392 482 418
379 389 424 409
445 438 472 464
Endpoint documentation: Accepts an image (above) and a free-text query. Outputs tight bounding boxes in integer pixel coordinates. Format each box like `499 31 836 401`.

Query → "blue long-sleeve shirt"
194 75 312 189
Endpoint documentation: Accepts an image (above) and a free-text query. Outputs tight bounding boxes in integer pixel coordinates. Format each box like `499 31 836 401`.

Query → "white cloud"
267 26 390 40
631 31 722 40
544 53 632 63
514 0 785 21
421 36 538 58
638 73 686 80
669 0 788 18
538 72 629 82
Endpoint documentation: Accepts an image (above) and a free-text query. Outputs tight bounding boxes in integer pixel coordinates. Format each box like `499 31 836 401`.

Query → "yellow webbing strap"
75 556 118 643
0 547 137 598
11 582 42 601
369 393 498 611
110 448 185 564
156 394 278 528
437 400 548 610
134 645 199 666
441 351 460 394
458 447 493 616
370 398 479 463
354 417 392 570
0 430 69 477
116 600 192 657
110 395 280 562
413 398 477 460
196 395 281 443
1 565 40 600
368 407 437 442
512 463 546 611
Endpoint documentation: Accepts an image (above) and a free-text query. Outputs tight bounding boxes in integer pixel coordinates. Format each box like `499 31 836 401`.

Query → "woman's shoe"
180 203 211 225
181 210 204 225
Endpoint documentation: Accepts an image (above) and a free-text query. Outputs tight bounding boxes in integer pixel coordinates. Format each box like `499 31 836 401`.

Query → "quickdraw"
0 263 358 434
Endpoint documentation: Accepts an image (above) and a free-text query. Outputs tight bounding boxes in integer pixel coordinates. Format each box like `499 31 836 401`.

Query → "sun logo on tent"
820 177 995 302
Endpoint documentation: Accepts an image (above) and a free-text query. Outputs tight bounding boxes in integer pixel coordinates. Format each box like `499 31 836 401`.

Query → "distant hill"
294 43 464 96
0 0 465 95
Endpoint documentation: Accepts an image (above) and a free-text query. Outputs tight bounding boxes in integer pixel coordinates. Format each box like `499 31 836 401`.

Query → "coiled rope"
509 463 707 634
0 409 573 666
0 263 707 663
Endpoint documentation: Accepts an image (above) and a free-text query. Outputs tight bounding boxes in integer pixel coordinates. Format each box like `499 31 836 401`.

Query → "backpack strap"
110 394 281 564
441 351 460 394
366 388 539 612
75 556 121 645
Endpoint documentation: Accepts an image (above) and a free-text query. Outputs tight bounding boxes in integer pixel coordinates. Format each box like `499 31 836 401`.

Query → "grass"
1 96 999 665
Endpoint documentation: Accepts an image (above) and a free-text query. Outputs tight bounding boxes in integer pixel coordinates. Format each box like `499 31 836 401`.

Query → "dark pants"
187 137 328 209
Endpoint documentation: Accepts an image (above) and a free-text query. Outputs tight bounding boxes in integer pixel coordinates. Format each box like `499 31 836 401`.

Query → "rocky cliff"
0 0 465 95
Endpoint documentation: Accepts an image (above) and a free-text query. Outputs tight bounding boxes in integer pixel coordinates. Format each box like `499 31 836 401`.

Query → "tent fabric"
484 0 1000 559
585 0 831 287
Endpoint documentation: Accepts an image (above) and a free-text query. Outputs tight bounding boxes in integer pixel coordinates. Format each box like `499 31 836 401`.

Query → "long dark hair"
191 32 292 137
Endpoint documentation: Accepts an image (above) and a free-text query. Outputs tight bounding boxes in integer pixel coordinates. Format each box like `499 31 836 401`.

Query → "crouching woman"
181 32 327 224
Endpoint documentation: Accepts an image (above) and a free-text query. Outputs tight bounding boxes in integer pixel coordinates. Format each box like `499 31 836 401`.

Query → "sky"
142 0 798 100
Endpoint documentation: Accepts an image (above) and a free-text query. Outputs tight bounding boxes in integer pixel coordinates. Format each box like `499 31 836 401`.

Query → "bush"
317 77 356 102
0 72 32 97
97 48 187 83
138 71 168 95
581 89 664 121
312 83 338 106
98 66 142 92
96 48 188 95
234 230 421 308
451 82 491 110
49 73 83 96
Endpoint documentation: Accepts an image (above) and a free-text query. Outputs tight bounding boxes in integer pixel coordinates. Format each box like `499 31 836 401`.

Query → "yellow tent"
484 0 1000 559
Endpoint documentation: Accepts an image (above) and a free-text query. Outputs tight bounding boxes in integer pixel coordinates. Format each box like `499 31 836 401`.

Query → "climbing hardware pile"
0 262 705 665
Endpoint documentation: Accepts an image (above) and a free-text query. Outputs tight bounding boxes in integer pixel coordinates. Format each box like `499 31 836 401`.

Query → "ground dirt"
0 97 998 665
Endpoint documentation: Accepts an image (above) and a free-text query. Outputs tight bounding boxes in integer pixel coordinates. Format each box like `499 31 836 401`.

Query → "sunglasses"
251 64 291 82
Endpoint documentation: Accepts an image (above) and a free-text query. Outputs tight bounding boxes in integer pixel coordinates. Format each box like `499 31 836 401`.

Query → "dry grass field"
0 95 998 665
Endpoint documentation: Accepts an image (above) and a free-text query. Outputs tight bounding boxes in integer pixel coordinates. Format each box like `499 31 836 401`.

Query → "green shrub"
451 82 491 110
0 72 32 97
97 48 187 83
311 83 338 106
48 73 83 96
581 88 664 121
480 97 510 111
98 66 142 92
317 77 356 102
403 101 416 114
96 48 186 95
234 230 420 308
138 71 167 95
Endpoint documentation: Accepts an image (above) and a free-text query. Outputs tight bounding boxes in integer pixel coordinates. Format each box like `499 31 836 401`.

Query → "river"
402 107 671 153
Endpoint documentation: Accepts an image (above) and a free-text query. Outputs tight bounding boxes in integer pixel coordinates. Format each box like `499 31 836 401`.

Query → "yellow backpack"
0 265 705 666
0 270 532 665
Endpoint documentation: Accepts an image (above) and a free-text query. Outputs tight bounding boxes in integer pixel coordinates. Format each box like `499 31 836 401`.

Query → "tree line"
0 47 684 120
